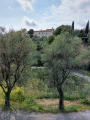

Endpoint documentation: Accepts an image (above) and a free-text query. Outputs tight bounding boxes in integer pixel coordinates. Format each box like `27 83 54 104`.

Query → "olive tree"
43 33 82 111
0 29 36 108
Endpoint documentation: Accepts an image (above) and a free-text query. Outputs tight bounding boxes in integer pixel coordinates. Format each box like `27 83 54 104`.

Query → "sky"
0 0 90 31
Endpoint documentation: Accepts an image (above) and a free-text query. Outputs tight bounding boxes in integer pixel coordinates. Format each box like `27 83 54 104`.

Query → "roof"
34 28 54 32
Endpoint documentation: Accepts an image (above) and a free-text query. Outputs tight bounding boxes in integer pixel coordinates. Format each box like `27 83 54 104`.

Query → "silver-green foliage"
44 33 82 88
43 32 82 110
0 29 36 107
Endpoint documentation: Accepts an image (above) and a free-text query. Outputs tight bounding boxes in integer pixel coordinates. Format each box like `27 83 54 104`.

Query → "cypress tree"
85 21 89 34
72 21 74 31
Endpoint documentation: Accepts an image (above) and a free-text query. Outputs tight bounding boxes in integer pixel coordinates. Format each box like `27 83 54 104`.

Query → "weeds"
65 105 79 112
64 94 79 101
10 88 25 102
82 99 90 105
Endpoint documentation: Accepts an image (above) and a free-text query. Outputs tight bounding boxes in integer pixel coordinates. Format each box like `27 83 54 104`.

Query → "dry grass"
37 99 59 106
37 98 90 111
37 99 80 106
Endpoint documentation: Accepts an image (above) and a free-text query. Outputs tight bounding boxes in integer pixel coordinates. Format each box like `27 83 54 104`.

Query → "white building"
34 28 54 37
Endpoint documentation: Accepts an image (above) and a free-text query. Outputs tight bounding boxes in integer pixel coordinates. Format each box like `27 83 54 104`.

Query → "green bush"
79 92 86 99
10 90 25 102
22 96 42 111
23 96 37 107
82 99 90 105
37 105 44 111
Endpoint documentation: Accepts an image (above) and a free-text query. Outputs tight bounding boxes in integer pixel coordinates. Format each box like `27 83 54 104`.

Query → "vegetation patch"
37 93 59 99
64 94 79 101
82 99 90 105
65 105 79 112
84 71 90 77
10 87 25 102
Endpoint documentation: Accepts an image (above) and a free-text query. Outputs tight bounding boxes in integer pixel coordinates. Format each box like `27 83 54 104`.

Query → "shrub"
10 89 25 102
79 92 86 99
23 96 37 107
82 99 90 105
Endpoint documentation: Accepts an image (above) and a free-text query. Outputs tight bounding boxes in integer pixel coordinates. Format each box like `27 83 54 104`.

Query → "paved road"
74 72 90 82
0 110 90 120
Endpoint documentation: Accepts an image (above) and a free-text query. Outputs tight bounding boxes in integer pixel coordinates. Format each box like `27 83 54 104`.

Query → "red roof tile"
34 29 54 32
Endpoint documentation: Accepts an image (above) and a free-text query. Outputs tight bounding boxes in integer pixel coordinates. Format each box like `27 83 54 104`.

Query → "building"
34 28 54 37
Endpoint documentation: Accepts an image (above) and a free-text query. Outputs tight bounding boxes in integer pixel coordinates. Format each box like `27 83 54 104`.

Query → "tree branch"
0 84 6 93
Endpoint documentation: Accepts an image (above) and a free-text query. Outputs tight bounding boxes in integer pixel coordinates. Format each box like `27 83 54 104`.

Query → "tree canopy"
28 29 34 38
53 25 72 36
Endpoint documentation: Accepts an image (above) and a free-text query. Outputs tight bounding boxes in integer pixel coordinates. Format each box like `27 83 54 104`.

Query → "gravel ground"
0 109 90 120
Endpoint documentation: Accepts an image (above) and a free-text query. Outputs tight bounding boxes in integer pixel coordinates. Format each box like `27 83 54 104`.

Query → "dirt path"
0 109 90 120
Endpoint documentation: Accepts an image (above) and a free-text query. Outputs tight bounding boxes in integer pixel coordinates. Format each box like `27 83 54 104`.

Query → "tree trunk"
59 88 64 111
4 92 10 108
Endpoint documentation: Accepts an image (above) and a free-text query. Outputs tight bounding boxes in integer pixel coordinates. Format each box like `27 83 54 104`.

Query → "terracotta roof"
34 29 54 32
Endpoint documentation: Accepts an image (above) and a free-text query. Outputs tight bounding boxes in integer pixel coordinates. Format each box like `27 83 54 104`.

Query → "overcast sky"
0 0 90 30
